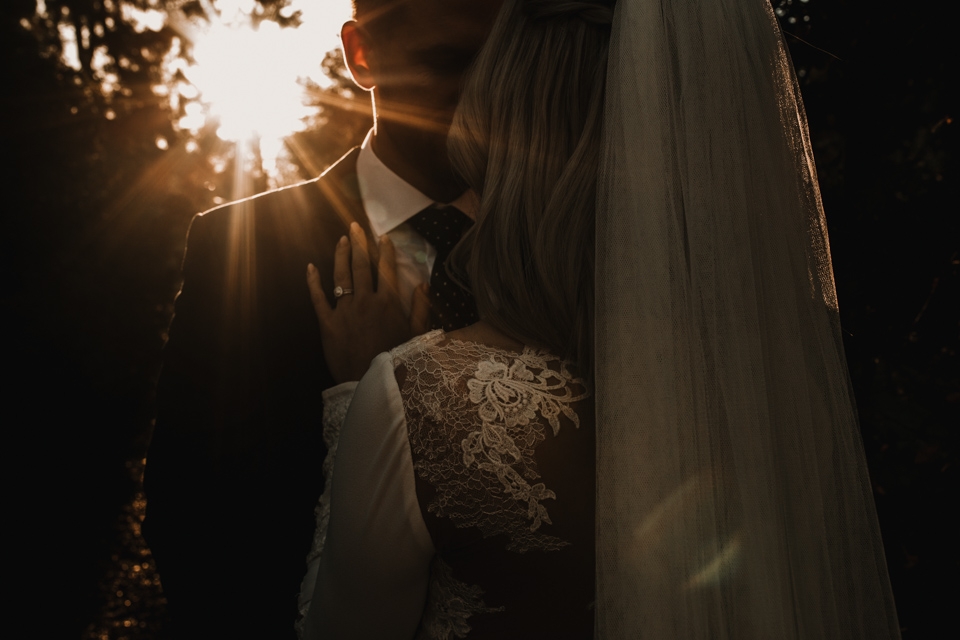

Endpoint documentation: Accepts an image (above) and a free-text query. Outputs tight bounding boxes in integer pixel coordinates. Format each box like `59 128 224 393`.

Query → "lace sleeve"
297 382 357 636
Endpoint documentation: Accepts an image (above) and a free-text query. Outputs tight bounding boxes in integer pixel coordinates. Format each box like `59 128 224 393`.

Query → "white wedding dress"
298 330 595 639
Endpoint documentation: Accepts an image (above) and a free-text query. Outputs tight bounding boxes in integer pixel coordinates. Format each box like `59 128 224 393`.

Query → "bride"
299 0 900 638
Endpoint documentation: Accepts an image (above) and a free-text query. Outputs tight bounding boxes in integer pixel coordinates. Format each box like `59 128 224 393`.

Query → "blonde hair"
448 0 613 377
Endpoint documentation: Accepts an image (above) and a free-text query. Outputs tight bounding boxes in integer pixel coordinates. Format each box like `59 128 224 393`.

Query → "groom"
143 1 502 637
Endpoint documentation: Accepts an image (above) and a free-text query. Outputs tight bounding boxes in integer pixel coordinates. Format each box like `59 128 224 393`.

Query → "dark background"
2 1 955 637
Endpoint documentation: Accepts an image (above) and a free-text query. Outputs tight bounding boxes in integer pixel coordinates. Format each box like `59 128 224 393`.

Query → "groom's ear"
341 21 376 91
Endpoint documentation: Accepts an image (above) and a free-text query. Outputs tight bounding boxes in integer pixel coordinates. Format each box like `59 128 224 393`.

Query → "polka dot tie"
406 204 480 332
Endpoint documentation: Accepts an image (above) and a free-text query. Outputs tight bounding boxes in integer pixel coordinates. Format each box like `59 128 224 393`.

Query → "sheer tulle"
594 1 900 637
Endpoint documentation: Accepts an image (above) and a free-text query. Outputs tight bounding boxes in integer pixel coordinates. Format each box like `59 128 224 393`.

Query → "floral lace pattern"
298 333 589 639
394 331 589 553
414 557 504 640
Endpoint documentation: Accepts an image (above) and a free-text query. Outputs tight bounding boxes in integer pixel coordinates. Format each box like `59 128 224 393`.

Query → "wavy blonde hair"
448 0 614 377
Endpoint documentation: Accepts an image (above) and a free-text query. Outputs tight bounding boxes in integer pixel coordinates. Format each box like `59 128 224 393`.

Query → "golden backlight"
32 0 354 187
176 0 352 164
183 2 346 140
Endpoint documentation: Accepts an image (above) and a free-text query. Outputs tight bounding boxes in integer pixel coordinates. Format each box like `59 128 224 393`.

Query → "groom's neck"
370 124 465 203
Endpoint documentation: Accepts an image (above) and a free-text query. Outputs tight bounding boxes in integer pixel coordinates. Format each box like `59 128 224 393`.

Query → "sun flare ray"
167 0 352 185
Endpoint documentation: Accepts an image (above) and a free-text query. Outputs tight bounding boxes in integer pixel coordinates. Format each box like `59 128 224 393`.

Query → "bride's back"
393 330 595 638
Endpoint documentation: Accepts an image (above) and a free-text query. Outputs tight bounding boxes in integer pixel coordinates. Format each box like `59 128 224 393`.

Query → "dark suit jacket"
143 148 369 638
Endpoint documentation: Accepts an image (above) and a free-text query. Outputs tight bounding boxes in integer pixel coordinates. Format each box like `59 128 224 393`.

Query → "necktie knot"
406 205 474 255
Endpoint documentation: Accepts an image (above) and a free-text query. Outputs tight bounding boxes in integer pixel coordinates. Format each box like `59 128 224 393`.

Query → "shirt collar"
356 129 435 237
356 130 479 236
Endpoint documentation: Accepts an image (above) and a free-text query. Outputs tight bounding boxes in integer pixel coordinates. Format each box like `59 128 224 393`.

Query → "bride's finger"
377 235 399 298
306 263 332 328
333 234 351 296
349 222 374 295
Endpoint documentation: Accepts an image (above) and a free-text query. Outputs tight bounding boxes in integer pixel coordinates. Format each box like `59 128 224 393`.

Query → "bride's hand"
307 222 431 384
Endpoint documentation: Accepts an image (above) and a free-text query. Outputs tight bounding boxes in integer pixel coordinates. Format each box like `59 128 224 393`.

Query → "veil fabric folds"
594 1 900 637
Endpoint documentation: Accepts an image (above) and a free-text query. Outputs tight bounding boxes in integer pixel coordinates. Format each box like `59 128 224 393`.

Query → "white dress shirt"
356 129 476 315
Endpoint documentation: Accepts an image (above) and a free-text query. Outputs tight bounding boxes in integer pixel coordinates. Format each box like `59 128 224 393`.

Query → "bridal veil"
595 0 900 637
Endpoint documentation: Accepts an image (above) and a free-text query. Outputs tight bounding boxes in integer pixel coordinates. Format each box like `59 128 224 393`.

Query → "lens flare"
188 19 312 143
173 0 351 175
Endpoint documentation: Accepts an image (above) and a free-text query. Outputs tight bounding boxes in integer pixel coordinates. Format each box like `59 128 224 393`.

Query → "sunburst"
176 1 350 143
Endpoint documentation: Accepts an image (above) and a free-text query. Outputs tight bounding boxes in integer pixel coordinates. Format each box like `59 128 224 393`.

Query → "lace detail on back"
414 557 504 640
394 331 590 553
